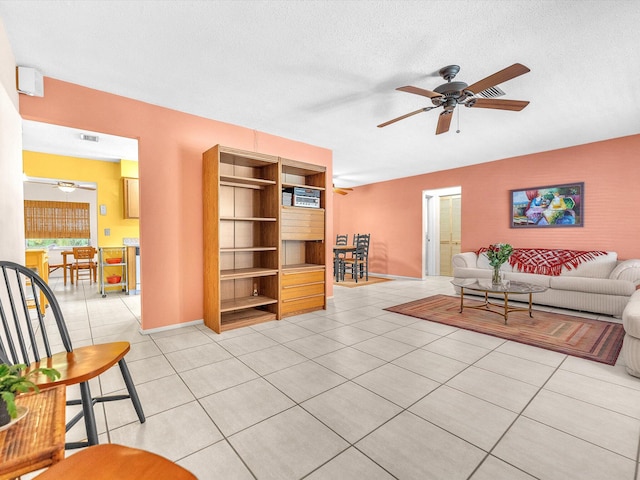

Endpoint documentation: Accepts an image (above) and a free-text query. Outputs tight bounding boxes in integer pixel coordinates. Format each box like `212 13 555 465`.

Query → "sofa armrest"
452 252 478 269
609 259 640 286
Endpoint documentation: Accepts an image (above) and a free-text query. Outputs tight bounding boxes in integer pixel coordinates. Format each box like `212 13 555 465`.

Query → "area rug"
385 295 624 365
334 276 393 288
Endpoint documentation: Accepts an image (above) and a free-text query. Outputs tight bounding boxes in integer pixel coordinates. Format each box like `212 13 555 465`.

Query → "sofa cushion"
623 291 640 336
609 259 640 284
559 251 618 278
549 276 635 296
504 271 551 287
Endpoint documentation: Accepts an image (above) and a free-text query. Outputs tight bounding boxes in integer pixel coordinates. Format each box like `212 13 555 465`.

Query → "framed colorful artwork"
510 182 584 228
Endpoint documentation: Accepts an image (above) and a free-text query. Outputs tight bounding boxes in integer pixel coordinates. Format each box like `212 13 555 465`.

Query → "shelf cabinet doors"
123 177 139 219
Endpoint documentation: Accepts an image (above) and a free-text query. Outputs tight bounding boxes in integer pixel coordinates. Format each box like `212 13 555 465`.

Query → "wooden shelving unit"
280 158 326 318
203 146 327 333
203 146 280 333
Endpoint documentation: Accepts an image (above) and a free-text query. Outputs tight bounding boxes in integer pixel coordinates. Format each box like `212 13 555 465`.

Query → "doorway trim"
422 186 462 279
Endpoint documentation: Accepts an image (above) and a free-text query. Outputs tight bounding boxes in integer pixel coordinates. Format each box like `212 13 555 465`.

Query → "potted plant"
0 363 60 427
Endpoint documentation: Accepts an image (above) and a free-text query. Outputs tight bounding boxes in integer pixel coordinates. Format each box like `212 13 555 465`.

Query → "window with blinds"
24 200 91 239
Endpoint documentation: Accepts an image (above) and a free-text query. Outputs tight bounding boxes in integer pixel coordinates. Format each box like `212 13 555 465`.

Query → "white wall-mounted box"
16 66 44 97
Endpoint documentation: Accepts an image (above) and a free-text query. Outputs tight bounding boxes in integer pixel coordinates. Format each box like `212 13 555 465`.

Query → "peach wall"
334 134 640 278
20 78 332 330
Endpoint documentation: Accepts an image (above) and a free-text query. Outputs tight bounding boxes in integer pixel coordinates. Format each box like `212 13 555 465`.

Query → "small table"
333 245 356 282
0 385 66 480
451 278 548 324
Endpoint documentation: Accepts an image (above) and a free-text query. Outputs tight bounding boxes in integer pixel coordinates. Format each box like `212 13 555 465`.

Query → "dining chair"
70 246 97 284
341 233 370 282
334 234 349 280
0 260 145 449
34 444 197 480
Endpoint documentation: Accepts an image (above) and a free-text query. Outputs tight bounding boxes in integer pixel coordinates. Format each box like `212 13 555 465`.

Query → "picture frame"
510 182 584 228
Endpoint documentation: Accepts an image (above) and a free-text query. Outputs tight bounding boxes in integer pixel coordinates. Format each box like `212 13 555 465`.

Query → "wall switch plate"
104 228 110 236
100 204 107 215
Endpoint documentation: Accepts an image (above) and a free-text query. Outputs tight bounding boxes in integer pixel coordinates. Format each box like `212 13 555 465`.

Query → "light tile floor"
31 275 640 479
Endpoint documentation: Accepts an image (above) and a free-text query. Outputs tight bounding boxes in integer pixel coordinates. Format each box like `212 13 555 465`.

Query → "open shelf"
219 216 277 222
220 174 276 188
282 181 325 191
220 295 278 312
220 246 277 253
220 268 279 280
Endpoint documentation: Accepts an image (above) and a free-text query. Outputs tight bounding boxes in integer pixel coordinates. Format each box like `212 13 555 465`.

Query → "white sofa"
452 250 640 317
622 290 640 377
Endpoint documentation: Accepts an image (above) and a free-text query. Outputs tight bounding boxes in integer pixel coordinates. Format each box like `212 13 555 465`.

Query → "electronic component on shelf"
292 187 320 208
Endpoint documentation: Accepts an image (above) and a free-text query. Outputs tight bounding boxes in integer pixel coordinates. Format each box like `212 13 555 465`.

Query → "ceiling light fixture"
57 181 76 193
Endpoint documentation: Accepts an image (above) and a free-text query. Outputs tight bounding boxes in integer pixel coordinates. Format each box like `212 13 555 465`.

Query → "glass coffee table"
451 278 548 324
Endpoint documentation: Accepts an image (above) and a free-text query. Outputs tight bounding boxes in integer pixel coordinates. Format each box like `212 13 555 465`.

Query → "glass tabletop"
451 277 548 294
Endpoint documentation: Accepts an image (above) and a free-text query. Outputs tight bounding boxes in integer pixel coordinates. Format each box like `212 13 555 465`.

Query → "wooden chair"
336 234 348 245
0 261 145 449
34 444 197 479
341 233 370 282
334 234 349 280
70 246 97 284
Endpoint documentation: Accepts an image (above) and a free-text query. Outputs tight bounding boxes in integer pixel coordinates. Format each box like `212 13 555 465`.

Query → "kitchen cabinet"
123 177 139 219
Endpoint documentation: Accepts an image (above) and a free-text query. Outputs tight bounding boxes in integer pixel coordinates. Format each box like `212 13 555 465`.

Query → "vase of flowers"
486 243 514 285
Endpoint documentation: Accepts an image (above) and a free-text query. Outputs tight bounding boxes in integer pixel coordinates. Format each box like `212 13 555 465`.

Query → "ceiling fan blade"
25 179 55 186
470 98 529 111
332 184 353 195
377 107 434 128
435 111 453 135
465 63 530 95
396 86 443 99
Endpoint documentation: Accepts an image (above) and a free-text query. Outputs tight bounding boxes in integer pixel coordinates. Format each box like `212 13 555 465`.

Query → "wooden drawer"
282 282 325 301
281 207 324 241
281 295 325 315
282 270 325 287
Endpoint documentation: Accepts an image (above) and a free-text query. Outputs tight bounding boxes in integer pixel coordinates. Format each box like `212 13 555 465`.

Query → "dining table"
0 385 66 480
61 250 74 285
333 245 356 282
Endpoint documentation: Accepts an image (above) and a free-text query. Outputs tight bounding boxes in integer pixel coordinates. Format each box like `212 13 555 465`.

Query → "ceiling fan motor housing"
432 81 469 107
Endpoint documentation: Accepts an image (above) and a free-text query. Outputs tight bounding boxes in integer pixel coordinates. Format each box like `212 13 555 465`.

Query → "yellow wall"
120 159 138 178
23 151 139 246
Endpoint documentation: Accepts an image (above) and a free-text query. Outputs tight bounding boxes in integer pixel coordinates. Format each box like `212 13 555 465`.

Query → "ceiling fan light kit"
57 181 77 193
378 63 530 134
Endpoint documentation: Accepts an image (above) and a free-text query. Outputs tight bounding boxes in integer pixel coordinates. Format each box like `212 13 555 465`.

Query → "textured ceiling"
2 0 639 187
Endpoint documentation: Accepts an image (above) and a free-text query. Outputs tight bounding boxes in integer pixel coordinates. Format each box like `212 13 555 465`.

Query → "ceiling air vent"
477 86 506 98
80 133 99 142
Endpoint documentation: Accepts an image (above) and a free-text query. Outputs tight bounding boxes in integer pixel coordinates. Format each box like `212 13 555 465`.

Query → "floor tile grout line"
52 274 639 478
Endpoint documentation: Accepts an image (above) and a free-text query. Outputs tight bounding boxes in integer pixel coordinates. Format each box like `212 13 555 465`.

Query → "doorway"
422 186 462 277
22 120 140 290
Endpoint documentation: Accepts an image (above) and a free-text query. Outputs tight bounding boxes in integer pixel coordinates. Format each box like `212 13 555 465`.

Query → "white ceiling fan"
24 177 97 192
